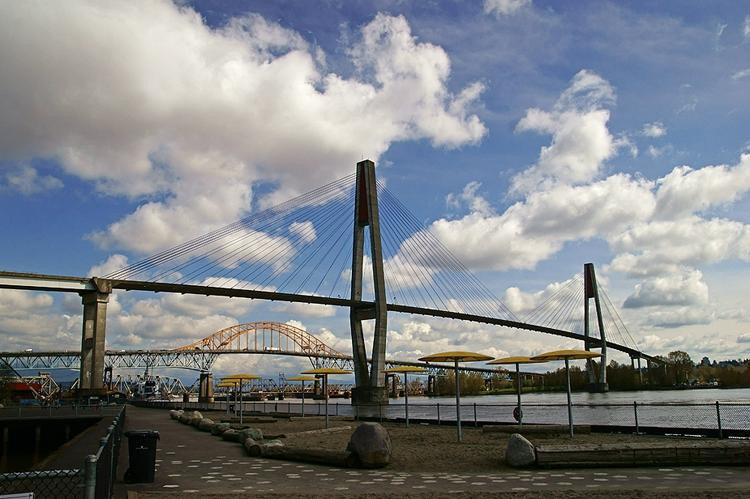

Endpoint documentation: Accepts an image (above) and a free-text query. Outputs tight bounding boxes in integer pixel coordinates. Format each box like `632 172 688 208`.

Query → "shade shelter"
418 351 494 442
221 374 261 424
383 366 427 428
530 350 601 437
301 367 352 428
286 375 316 417
487 356 546 426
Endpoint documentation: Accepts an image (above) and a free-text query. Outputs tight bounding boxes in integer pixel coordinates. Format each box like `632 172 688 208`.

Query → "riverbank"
117 405 750 498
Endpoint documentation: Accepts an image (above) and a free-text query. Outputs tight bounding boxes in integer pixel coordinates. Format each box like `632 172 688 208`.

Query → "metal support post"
716 401 723 439
83 454 97 499
633 401 639 434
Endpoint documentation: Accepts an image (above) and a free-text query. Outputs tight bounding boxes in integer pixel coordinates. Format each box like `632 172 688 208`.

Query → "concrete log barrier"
261 445 359 468
170 410 184 420
221 428 240 442
535 441 750 468
483 424 591 435
189 411 204 427
211 422 231 436
198 418 215 432
178 413 191 424
244 437 262 457
238 427 263 442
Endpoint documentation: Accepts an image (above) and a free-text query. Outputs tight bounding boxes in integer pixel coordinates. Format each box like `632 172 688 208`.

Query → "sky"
0 0 749 381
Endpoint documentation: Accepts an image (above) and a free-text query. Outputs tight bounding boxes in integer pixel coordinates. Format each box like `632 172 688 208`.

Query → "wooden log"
285 425 352 437
535 441 750 468
261 445 359 468
483 424 591 435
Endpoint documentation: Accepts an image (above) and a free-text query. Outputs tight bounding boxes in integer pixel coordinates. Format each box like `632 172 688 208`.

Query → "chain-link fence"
0 469 82 498
0 405 126 498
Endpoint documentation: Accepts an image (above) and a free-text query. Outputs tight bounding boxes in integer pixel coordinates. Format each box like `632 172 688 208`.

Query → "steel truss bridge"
0 321 527 376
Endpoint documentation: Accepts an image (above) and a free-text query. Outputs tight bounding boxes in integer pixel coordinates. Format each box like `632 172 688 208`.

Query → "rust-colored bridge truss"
174 321 348 360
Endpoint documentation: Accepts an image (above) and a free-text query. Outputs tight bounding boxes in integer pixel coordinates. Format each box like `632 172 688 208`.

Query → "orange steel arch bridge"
0 321 510 376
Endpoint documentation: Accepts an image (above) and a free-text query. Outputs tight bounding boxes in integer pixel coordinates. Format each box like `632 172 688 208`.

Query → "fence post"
474 403 477 427
633 401 639 434
437 403 440 425
83 454 97 499
716 401 723 439
335 403 339 416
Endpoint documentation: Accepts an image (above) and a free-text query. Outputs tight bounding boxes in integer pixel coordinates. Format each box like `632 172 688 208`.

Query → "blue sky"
0 0 749 379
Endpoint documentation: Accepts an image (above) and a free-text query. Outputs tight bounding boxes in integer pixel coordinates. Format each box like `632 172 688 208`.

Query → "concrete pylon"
583 263 608 392
78 278 111 396
198 372 214 403
350 159 389 406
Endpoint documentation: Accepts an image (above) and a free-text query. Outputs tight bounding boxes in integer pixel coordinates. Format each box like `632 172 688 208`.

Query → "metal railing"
139 399 749 437
0 405 126 498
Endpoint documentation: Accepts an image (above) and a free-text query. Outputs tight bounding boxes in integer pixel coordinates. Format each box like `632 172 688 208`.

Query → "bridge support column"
583 263 608 393
350 159 389 407
389 375 399 399
638 357 644 385
198 372 214 403
78 279 111 397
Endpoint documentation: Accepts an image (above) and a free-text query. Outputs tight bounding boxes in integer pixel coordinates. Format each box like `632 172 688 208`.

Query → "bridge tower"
78 277 111 397
350 159 389 406
583 263 608 392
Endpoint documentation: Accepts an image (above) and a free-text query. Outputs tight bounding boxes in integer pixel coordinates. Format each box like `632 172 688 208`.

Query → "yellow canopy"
530 349 602 361
215 381 236 388
383 366 428 374
301 367 352 375
418 351 494 363
487 356 547 365
221 373 261 381
287 375 316 381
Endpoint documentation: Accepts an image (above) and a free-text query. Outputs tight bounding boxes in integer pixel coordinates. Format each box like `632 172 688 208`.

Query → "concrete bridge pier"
389 375 399 399
78 278 111 398
349 159 389 407
583 263 609 393
198 372 214 403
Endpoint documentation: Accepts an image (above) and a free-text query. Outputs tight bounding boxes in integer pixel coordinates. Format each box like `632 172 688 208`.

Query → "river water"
240 388 750 430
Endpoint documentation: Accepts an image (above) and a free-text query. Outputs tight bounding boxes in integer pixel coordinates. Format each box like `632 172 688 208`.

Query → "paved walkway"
116 406 750 497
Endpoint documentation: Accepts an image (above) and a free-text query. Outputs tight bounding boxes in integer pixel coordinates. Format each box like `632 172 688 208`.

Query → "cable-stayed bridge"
0 160 657 403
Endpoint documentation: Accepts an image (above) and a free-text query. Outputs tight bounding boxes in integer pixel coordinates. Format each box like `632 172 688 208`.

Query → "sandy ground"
120 408 750 498
268 417 692 473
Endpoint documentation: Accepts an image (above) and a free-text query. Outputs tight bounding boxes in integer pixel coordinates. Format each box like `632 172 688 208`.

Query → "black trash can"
124 430 160 483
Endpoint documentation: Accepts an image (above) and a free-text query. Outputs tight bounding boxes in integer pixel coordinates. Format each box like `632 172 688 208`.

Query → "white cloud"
512 70 618 193
642 306 713 328
88 254 129 277
623 269 708 308
737 333 750 343
2 165 62 195
0 4 485 254
731 68 750 80
446 181 493 216
428 173 654 271
483 0 531 17
654 154 750 219
640 121 667 138
744 16 750 39
609 217 750 276
289 221 317 243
